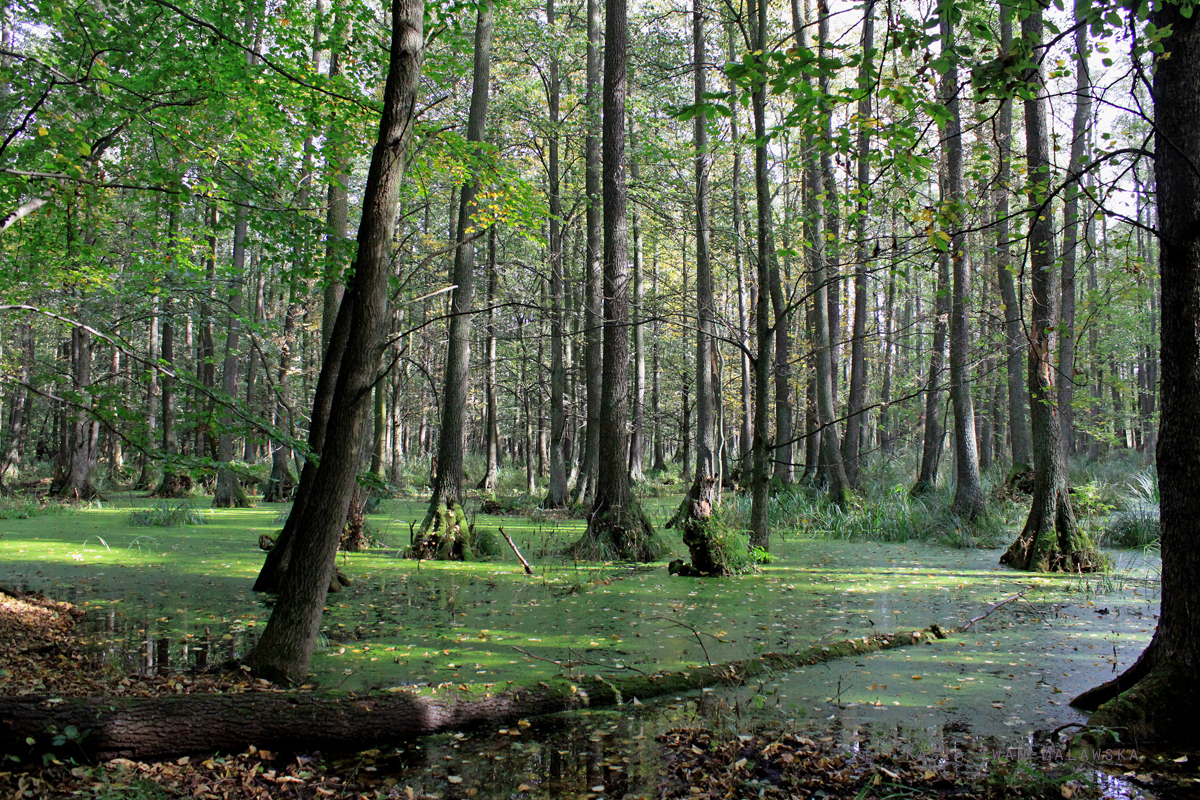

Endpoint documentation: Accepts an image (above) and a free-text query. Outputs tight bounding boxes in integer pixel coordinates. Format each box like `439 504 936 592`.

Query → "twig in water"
650 615 716 666
961 586 1033 632
500 526 535 575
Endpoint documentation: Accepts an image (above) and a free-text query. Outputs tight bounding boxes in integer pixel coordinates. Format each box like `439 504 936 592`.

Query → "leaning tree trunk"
566 0 663 562
243 0 424 684
1072 1 1200 744
999 3 1099 573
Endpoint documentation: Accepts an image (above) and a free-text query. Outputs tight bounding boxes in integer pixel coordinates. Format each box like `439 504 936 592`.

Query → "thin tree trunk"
546 0 569 508
478 227 500 492
995 0 1030 469
942 1 984 520
842 0 874 487
572 0 603 507
627 121 647 484
423 0 494 525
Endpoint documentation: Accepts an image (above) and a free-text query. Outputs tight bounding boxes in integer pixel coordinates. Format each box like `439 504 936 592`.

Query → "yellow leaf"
517 784 533 792
37 126 48 136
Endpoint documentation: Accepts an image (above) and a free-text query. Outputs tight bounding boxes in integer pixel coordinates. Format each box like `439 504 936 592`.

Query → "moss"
1086 660 1200 746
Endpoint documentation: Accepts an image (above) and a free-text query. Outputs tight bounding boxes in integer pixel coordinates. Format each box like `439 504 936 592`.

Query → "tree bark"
627 121 647 485
942 0 984 521
478 228 500 492
572 0 604 507
995 0 1031 469
568 0 662 561
212 206 251 509
423 0 494 525
545 0 569 508
999 4 1098 573
746 0 774 549
1073 2 1200 744
842 0 874 488
244 0 424 684
671 0 722 574
2 629 940 760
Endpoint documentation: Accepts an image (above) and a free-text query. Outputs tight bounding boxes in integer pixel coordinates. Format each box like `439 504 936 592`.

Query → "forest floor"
0 493 1195 798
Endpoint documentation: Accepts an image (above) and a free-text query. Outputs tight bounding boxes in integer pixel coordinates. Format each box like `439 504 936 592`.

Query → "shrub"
127 500 207 527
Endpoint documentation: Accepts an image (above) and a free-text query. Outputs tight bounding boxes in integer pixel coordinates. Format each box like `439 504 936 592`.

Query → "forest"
2 0 1200 793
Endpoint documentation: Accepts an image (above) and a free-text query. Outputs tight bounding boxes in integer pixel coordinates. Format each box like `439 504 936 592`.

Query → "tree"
244 0 425 684
999 1 1100 573
1072 0 1200 744
567 0 664 562
994 0 1032 470
422 0 495 531
669 0 722 575
942 0 984 521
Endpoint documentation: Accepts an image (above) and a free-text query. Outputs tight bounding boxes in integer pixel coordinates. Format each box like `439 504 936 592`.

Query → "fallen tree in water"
1 626 945 760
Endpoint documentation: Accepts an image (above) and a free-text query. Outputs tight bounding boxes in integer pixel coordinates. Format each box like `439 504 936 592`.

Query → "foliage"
127 500 207 528
1102 470 1161 548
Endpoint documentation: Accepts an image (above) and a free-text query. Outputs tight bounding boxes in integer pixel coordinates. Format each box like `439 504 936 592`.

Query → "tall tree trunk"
322 0 351 354
1000 3 1098 573
568 0 662 562
478 228 500 492
942 0 984 520
746 0 774 548
545 0 569 508
914 206 949 491
423 0 494 525
213 208 251 508
842 0 874 487
995 0 1031 469
627 122 647 484
1074 2 1200 743
1057 0 1091 457
0 320 32 493
798 0 848 506
670 0 721 574
572 0 604 507
135 298 159 489
246 0 424 683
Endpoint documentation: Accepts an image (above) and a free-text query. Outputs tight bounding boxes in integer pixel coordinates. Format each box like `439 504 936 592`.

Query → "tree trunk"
1073 3 1200 744
2 629 939 761
671 0 722 574
798 0 848 507
568 0 662 562
478 228 500 492
0 319 32 493
942 1 984 521
545 0 569 508
999 4 1099 573
55 323 98 500
572 0 603 507
1057 0 1091 458
913 220 948 492
423 0 493 527
995 0 1031 469
213 207 251 509
627 122 647 485
244 0 425 684
842 0 874 488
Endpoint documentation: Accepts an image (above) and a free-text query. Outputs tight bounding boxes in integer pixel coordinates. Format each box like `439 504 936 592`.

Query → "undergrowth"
127 500 208 528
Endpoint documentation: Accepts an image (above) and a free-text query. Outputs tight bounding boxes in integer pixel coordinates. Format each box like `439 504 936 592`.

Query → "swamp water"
0 498 1164 797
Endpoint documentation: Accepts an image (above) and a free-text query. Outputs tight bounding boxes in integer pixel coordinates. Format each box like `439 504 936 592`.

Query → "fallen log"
0 627 943 760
